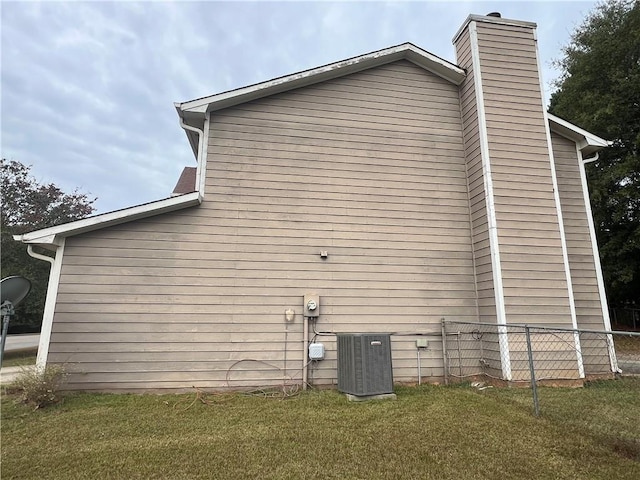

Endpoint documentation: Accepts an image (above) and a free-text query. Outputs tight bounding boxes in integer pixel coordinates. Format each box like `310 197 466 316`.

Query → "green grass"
2 381 639 479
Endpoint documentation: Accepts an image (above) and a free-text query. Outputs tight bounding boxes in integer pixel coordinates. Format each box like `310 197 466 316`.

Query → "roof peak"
176 43 465 120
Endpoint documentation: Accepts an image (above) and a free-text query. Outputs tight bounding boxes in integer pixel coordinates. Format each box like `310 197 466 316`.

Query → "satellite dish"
1 276 32 307
1 276 32 368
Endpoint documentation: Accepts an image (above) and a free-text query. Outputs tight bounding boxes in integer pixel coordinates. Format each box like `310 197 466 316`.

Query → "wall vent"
337 333 393 396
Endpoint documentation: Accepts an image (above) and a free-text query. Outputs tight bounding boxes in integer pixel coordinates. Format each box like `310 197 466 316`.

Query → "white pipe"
180 116 207 202
27 242 65 371
179 117 204 164
27 245 54 266
582 152 599 164
417 348 422 385
302 317 309 390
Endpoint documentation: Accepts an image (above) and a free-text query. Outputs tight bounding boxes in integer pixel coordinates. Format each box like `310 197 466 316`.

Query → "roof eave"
547 113 611 157
14 192 202 246
175 43 466 118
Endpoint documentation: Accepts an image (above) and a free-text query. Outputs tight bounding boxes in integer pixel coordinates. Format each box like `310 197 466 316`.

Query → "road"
618 356 640 375
1 334 39 384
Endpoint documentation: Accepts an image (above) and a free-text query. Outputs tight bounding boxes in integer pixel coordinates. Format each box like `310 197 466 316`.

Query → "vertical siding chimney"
454 14 580 380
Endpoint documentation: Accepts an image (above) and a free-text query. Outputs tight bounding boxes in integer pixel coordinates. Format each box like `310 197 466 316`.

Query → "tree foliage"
549 0 640 306
1 159 96 331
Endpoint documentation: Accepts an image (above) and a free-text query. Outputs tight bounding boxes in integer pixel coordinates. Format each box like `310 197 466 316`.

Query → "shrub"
8 364 67 408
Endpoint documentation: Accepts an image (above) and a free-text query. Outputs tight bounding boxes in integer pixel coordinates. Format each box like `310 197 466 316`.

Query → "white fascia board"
176 43 465 116
14 192 202 246
547 113 611 156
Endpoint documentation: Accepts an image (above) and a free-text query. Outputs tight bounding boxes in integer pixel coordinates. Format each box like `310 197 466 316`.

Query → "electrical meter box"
304 293 319 317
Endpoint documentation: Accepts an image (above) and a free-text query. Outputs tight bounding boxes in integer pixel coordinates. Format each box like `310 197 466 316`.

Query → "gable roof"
548 113 612 157
175 43 467 155
178 42 466 116
15 44 610 248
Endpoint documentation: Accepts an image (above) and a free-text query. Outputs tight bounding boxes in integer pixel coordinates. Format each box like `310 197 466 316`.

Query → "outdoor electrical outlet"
416 339 428 348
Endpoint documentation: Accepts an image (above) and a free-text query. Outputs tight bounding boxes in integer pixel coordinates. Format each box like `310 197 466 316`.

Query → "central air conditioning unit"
337 333 393 396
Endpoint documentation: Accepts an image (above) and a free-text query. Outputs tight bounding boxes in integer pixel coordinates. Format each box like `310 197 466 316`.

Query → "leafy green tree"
549 0 640 309
1 159 96 332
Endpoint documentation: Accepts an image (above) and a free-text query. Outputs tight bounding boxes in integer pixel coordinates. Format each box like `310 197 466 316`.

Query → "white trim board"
576 146 619 372
469 21 512 381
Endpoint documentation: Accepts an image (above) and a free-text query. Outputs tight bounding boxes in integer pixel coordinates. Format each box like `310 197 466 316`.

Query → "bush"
8 364 67 408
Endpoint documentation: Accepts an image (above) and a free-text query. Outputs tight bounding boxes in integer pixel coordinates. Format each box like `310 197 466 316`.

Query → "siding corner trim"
576 146 619 373
469 21 512 381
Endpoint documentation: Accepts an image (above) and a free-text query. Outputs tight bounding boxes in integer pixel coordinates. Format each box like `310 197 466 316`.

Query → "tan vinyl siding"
455 27 497 327
49 60 477 391
551 131 609 373
474 21 573 328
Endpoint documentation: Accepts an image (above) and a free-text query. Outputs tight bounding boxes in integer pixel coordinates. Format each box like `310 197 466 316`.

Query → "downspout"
27 245 54 267
179 116 204 167
302 317 309 390
582 152 599 164
26 243 64 372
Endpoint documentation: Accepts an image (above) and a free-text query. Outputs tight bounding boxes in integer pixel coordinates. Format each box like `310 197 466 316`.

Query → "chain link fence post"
525 326 540 416
441 317 449 385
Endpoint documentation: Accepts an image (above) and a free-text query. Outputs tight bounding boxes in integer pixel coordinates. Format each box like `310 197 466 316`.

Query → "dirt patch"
602 436 640 461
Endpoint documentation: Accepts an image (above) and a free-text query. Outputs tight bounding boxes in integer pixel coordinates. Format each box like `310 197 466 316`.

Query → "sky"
1 0 599 215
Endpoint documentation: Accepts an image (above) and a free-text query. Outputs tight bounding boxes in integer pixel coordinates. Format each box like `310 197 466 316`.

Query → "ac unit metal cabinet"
337 333 393 396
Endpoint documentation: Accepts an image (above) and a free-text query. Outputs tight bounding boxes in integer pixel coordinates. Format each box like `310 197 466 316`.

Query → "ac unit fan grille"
337 334 393 396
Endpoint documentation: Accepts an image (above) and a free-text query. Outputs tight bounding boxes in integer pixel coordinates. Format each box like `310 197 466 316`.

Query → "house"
16 13 616 392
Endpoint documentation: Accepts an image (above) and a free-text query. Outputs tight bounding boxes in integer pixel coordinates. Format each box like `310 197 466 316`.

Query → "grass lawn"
615 334 640 355
1 352 37 368
2 381 639 479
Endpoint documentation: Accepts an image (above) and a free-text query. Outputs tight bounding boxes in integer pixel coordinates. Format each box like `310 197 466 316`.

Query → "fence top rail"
443 320 640 337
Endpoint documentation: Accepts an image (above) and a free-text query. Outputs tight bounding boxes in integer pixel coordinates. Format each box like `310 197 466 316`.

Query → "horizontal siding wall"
50 60 477 391
475 21 573 328
455 26 496 328
551 132 609 373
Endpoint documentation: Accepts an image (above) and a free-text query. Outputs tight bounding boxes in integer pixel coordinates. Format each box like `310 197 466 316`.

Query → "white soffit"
176 43 466 116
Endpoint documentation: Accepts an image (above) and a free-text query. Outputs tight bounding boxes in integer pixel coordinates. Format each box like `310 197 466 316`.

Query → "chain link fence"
442 320 640 416
610 306 640 330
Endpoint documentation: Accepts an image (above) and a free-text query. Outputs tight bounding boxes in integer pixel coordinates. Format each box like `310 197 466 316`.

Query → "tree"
549 0 640 309
1 159 96 332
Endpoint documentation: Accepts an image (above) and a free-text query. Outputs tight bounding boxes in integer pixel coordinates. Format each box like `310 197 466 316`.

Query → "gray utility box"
337 333 393 396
